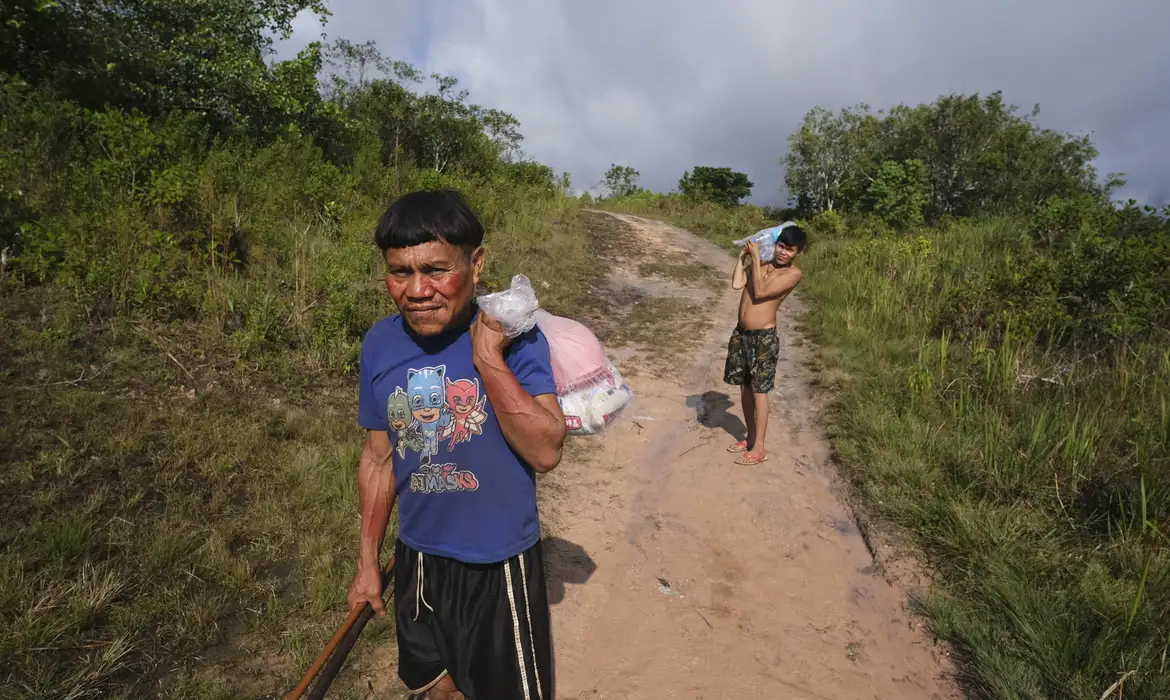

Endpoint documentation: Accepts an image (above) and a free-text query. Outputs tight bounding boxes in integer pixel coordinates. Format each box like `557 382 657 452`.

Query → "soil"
537 212 958 700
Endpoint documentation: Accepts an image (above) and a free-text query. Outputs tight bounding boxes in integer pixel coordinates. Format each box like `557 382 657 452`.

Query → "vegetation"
783 94 1117 227
1 2 588 698
604 93 1169 700
592 190 774 243
677 166 753 208
801 219 1168 700
599 163 642 198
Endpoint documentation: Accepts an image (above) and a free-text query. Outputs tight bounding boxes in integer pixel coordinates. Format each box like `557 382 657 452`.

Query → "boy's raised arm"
731 248 749 290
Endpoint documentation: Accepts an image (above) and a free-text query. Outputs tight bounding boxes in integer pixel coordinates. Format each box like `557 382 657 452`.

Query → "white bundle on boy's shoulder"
477 275 634 436
733 221 797 263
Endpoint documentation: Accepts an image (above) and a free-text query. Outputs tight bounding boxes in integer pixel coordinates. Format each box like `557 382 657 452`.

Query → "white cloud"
277 0 1170 205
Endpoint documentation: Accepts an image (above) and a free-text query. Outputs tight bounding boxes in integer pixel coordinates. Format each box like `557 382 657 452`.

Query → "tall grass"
799 220 1169 699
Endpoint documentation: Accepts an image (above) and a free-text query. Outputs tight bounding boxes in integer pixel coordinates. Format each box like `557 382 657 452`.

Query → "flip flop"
727 441 749 453
734 453 769 466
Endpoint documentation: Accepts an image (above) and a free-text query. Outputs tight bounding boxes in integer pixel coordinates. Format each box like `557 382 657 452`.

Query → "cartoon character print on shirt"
395 365 482 493
387 387 424 458
406 366 453 464
438 377 488 450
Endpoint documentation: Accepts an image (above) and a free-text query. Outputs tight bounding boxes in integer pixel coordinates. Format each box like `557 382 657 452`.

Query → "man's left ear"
470 247 485 285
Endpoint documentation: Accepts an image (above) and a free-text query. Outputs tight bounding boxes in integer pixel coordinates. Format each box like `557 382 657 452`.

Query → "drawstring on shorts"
413 552 433 621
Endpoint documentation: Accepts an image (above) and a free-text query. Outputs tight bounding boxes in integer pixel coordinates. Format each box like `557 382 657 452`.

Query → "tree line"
1 0 568 322
596 164 754 209
783 92 1120 227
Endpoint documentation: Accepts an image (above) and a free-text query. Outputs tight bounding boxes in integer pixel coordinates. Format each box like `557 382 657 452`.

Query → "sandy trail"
538 212 956 700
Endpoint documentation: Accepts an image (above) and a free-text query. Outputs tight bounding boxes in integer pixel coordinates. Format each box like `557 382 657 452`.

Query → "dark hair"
374 189 484 252
777 224 807 251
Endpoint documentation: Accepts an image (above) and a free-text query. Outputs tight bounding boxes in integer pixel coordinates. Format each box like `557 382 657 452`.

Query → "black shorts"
394 538 553 700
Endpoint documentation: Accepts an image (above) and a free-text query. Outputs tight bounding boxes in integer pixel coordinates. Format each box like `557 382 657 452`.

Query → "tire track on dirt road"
539 211 958 700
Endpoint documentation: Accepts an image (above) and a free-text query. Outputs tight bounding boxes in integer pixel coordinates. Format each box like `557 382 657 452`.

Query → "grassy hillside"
800 220 1168 700
0 5 592 696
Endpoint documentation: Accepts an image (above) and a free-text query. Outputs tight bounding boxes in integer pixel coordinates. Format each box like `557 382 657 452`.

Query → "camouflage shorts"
723 326 780 394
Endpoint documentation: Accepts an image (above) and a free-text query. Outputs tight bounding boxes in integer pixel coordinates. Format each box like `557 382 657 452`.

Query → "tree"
783 94 1111 222
678 166 753 207
1 0 333 135
782 105 870 214
601 164 640 198
324 55 524 178
865 160 928 229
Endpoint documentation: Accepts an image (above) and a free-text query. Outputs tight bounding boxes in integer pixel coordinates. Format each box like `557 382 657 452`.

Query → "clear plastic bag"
733 221 796 262
476 274 539 337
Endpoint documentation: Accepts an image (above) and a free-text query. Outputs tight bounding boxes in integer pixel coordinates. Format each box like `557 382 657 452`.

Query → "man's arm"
348 429 396 615
748 258 802 302
476 356 565 472
471 314 566 473
731 249 749 290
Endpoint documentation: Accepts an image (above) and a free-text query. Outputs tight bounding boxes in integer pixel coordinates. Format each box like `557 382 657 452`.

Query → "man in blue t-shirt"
348 189 566 700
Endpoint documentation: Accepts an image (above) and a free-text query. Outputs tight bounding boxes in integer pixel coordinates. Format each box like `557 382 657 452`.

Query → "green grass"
592 191 776 248
797 220 1169 699
0 184 591 698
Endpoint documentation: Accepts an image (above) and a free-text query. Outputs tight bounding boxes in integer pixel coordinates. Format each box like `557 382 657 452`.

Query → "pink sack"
533 310 611 393
534 310 634 435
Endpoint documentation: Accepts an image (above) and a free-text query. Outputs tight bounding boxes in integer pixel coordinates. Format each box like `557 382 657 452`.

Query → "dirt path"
538 211 957 700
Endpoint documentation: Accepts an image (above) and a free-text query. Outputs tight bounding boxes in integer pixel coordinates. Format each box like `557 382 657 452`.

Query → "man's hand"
471 310 512 362
745 239 760 261
347 563 387 616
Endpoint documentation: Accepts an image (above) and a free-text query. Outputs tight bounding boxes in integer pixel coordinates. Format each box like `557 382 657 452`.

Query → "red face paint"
383 241 481 336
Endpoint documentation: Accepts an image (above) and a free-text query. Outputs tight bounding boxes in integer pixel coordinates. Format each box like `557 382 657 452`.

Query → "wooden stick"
305 595 383 700
285 555 396 700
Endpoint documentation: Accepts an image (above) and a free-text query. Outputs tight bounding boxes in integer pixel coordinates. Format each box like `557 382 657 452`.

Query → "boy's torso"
737 264 798 330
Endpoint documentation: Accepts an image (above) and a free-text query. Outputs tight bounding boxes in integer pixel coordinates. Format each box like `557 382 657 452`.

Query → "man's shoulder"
361 313 409 354
512 324 550 352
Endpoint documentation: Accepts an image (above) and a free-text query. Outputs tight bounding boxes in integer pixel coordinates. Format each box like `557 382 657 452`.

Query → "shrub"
809 210 845 237
940 199 1170 347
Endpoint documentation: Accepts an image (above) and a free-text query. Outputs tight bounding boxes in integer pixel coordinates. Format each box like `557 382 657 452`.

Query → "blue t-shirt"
357 310 557 564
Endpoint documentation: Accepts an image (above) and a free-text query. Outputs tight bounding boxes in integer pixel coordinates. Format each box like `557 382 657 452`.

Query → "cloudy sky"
276 0 1170 206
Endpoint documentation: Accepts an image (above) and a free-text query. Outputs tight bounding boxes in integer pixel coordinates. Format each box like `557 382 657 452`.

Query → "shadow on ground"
686 391 746 441
543 537 597 605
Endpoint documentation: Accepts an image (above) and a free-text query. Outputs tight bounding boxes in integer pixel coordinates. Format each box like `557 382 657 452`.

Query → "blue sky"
277 0 1170 207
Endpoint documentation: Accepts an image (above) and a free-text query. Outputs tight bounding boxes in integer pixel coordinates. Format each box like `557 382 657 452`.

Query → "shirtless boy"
724 225 807 465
